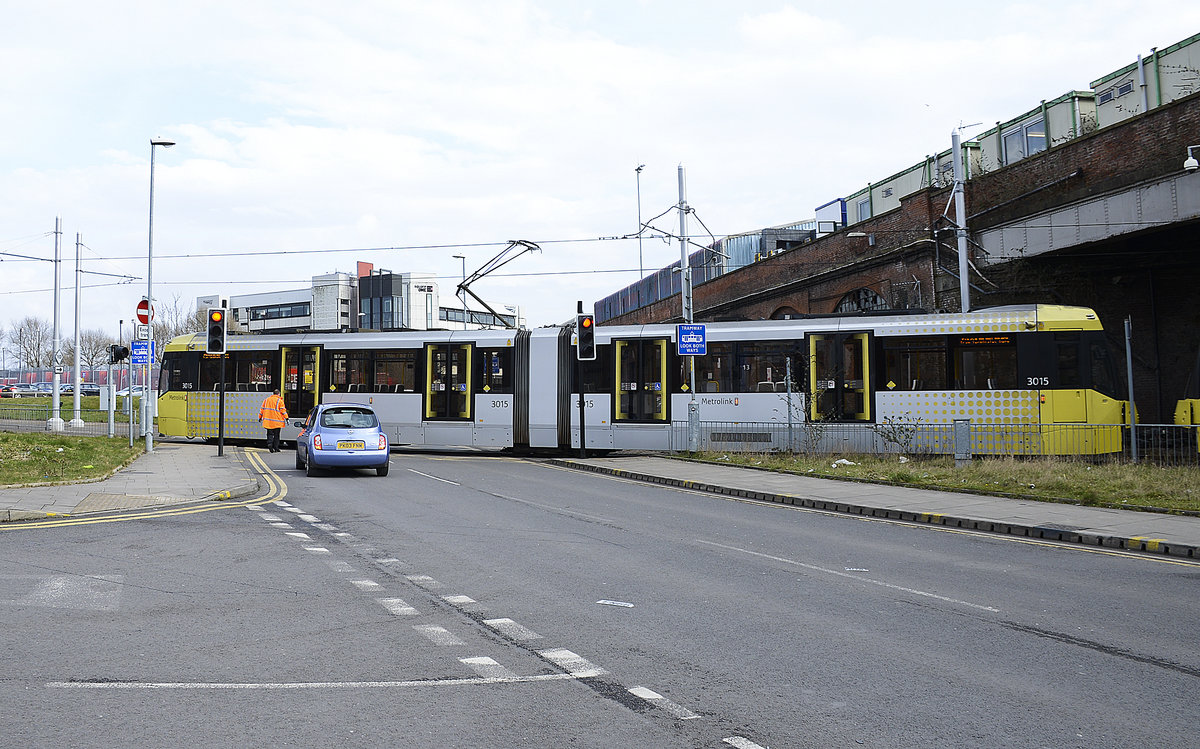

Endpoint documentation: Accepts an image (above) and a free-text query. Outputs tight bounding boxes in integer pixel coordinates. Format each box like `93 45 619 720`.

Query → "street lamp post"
146 137 175 453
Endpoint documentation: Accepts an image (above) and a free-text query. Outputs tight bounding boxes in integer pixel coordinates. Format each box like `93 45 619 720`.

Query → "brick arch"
835 288 889 313
770 305 802 320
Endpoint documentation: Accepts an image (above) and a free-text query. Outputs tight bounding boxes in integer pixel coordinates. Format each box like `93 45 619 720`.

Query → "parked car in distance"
114 386 147 397
294 403 390 477
0 383 37 398
77 383 101 396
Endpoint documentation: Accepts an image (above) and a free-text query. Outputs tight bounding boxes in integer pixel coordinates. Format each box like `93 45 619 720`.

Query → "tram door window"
424 343 473 420
808 332 872 421
614 339 669 422
281 346 321 417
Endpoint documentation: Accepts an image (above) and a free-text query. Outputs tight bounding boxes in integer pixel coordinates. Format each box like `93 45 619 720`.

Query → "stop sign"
136 299 152 324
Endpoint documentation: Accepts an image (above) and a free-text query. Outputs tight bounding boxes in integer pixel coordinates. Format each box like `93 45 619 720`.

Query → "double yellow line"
0 449 287 530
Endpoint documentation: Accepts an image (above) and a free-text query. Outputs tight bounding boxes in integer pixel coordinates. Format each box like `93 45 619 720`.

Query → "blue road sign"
676 324 706 356
131 340 155 365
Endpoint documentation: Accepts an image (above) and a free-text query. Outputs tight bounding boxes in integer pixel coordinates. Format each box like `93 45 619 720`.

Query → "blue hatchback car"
294 403 390 477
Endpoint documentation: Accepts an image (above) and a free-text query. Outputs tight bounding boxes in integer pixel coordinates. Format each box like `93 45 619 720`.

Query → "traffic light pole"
218 353 226 457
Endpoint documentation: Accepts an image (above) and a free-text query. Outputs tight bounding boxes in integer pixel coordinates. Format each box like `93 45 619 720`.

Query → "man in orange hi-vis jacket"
258 389 289 453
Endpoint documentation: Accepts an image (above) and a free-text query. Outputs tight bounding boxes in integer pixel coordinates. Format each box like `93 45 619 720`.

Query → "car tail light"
313 434 323 450
378 434 387 450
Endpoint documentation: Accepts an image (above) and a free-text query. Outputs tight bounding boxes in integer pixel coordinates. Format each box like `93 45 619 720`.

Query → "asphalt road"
2 450 1198 748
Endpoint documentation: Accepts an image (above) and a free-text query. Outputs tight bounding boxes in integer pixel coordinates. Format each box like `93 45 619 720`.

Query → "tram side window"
375 350 418 393
882 337 947 391
1055 333 1081 388
954 337 1017 390
688 342 734 393
1089 339 1120 398
232 353 277 392
476 348 513 394
735 341 803 393
329 352 371 393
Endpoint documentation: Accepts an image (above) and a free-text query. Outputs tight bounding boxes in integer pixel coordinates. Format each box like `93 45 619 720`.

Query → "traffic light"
576 313 596 360
108 344 130 364
206 308 228 355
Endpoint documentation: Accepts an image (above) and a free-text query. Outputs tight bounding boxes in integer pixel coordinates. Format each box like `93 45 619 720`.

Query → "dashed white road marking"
377 597 419 616
304 547 331 555
257 513 282 521
351 579 382 591
406 574 441 588
281 507 305 514
284 531 311 540
314 523 339 532
443 594 475 605
298 514 320 523
407 469 460 485
537 648 607 678
723 738 767 749
483 618 542 641
327 560 356 573
460 656 517 680
413 625 465 646
270 522 292 529
628 686 700 720
699 540 1001 613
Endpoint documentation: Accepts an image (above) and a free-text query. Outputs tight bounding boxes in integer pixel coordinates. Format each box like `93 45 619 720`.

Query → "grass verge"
691 451 1200 514
0 432 143 486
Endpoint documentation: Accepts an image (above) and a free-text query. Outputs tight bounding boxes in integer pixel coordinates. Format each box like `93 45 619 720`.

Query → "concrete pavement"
0 441 260 522
549 456 1200 560
2 442 1197 561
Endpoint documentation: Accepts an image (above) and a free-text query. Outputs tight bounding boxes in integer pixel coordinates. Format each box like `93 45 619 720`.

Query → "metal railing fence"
0 406 138 439
668 420 1200 467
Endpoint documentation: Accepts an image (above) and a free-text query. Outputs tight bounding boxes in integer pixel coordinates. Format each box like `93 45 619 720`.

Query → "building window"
857 198 871 222
1002 118 1046 165
835 288 888 313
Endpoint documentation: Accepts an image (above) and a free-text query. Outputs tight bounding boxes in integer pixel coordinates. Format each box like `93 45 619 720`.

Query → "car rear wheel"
376 463 389 477
306 458 319 477
295 452 304 470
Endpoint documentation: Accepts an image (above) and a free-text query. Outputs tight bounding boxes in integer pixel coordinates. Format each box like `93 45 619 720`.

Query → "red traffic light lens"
210 310 223 323
581 317 593 328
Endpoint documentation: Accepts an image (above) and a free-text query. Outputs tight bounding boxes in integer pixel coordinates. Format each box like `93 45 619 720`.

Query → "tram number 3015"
1027 377 1050 387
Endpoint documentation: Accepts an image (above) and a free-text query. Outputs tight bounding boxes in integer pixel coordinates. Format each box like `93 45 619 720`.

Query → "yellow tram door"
614 338 668 421
808 332 872 421
424 343 473 420
281 346 321 418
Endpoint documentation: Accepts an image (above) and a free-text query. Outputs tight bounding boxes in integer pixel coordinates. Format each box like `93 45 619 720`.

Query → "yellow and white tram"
156 304 1127 456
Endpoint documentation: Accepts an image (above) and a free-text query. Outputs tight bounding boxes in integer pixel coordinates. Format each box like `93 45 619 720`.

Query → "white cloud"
3 1 1200 335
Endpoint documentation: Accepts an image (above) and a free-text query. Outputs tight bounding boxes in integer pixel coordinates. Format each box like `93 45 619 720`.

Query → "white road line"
413 625 465 646
284 531 311 540
257 513 282 521
48 673 583 690
282 507 305 514
483 618 542 641
298 514 320 523
377 597 419 616
537 648 607 678
723 738 767 749
269 522 292 529
442 594 475 605
334 532 355 540
407 469 460 485
314 523 339 532
275 501 293 508
699 540 1001 613
460 656 517 680
351 579 382 591
628 686 701 720
407 575 441 588
327 561 355 573
246 505 264 511
304 547 331 555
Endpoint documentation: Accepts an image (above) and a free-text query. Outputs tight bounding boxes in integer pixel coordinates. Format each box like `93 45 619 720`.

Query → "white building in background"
198 262 523 334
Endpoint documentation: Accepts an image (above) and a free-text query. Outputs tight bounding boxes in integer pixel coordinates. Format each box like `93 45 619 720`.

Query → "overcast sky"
3 1 1199 339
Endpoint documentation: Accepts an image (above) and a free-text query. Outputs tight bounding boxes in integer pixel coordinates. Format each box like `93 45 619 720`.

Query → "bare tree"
8 316 52 367
151 293 205 364
78 328 112 369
